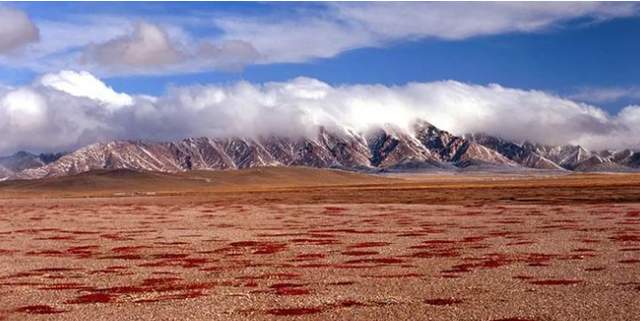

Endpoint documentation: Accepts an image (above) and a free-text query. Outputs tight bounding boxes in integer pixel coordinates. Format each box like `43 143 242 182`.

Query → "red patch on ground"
228 241 287 254
342 250 379 256
66 293 114 304
345 257 404 264
103 254 143 260
347 242 391 248
32 267 80 273
295 253 325 260
421 240 456 245
362 273 423 278
411 249 460 258
529 280 583 286
289 238 340 245
14 305 66 314
39 283 92 291
134 291 205 303
270 282 305 289
585 267 606 272
626 211 640 217
152 253 189 259
424 298 463 306
237 273 300 280
610 234 640 242
328 281 355 286
111 246 150 253
267 307 322 316
275 287 310 295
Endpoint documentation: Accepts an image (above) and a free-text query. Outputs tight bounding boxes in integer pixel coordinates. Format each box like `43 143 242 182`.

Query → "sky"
1 2 640 155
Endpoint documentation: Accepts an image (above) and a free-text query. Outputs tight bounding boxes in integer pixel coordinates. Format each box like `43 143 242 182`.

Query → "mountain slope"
414 122 516 168
366 124 439 168
6 119 640 180
523 143 591 170
465 133 563 170
12 121 526 179
0 151 65 180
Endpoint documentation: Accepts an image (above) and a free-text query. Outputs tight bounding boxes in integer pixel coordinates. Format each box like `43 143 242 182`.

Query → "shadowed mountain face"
464 133 563 170
466 133 640 172
2 120 640 180
0 151 65 180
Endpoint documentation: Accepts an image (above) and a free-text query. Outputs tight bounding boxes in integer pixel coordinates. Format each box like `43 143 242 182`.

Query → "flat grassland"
0 168 639 321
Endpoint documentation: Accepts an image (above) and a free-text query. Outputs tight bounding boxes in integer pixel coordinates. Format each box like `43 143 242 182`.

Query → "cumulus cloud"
83 21 182 67
1 71 640 155
0 7 39 54
80 21 259 73
1 88 47 129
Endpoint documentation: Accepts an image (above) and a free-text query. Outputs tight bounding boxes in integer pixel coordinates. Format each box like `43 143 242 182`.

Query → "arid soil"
0 169 639 320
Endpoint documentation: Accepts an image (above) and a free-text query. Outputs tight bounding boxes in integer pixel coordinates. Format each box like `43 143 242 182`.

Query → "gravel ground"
0 200 638 321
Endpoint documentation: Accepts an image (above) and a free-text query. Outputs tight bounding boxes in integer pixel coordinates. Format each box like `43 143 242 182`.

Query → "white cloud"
0 3 637 76
1 88 47 129
39 70 133 108
0 7 39 54
78 21 259 74
217 16 376 64
83 21 182 68
334 2 638 40
2 71 640 155
217 2 639 65
195 39 260 72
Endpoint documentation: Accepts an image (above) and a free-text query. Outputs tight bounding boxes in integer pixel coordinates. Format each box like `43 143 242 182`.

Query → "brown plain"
0 167 639 321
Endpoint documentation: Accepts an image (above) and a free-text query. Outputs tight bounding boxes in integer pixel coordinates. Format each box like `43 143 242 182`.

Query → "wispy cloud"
216 2 640 65
569 86 640 103
0 3 638 76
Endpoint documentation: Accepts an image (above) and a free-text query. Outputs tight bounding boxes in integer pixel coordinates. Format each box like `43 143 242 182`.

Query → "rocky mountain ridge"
0 151 65 181
2 120 639 180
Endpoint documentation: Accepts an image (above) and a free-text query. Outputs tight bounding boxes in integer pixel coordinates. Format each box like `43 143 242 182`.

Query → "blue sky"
108 14 640 112
4 2 640 155
0 2 639 113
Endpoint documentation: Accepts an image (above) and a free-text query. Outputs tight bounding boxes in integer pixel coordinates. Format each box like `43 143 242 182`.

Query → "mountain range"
2 119 639 181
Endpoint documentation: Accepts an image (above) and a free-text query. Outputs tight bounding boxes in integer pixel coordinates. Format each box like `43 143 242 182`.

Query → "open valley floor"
0 168 639 321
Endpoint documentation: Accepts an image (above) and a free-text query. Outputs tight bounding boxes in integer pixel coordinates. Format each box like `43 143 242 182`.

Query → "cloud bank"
0 70 639 155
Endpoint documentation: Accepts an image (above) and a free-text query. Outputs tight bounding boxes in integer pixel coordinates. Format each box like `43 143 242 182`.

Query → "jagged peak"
5 119 640 180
